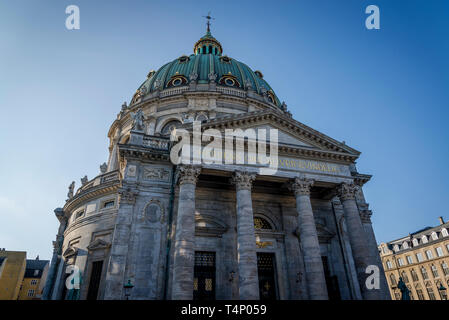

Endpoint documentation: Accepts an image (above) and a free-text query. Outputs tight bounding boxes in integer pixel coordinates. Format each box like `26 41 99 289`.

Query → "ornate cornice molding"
231 170 256 191
337 182 359 201
176 165 201 186
290 177 314 196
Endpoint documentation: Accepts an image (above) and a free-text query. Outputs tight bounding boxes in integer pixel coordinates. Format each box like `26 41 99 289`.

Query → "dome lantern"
193 13 222 55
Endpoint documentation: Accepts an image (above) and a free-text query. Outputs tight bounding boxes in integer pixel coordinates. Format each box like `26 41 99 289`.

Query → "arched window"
390 274 397 285
386 260 393 269
208 45 212 54
254 217 273 230
421 235 428 244
402 241 409 249
431 232 438 240
202 45 206 54
412 238 419 247
442 228 448 237
393 244 400 252
161 120 182 136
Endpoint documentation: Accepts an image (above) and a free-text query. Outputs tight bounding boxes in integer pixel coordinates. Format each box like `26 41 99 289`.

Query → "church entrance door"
193 251 216 300
257 252 277 300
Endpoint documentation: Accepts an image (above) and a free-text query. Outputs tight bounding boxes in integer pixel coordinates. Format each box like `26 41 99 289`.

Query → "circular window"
225 78 235 86
172 78 182 86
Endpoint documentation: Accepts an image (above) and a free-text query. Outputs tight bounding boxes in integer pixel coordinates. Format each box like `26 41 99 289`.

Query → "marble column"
337 182 385 300
172 165 201 300
290 177 328 300
231 171 259 300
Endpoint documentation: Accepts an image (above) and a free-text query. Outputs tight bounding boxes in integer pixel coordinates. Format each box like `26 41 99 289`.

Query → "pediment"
198 110 360 156
62 246 78 259
195 214 228 237
87 239 111 251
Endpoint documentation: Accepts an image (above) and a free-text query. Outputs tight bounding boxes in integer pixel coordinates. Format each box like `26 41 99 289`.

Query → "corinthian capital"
231 171 256 191
360 209 373 224
290 177 314 196
337 182 359 201
176 165 201 186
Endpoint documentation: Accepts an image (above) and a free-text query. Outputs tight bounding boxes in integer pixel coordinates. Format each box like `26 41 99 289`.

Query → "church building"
43 22 389 300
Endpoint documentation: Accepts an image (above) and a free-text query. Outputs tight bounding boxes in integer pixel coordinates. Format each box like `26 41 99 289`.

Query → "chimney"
439 216 445 225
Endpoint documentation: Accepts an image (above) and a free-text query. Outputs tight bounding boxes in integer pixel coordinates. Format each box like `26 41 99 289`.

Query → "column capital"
118 187 139 204
337 182 359 201
231 171 256 191
176 165 201 186
290 177 314 196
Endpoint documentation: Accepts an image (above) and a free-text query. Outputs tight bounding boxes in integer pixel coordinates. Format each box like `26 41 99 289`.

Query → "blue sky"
0 0 448 260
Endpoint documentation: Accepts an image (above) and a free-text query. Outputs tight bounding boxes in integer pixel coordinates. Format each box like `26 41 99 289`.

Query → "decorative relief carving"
337 182 359 201
118 187 139 204
231 171 256 191
87 239 111 251
127 165 137 177
290 176 314 196
130 109 145 132
141 200 165 224
256 241 273 249
176 165 201 186
143 167 170 181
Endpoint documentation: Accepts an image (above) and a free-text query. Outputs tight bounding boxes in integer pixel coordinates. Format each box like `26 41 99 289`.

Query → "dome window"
219 75 240 88
147 70 156 78
220 56 231 63
167 75 188 88
267 91 276 104
255 70 264 78
178 55 190 63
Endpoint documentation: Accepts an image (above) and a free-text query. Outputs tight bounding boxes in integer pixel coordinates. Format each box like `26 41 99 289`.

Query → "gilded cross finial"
202 11 215 33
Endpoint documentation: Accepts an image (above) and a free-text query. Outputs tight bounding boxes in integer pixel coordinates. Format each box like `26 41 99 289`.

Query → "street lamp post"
123 279 134 300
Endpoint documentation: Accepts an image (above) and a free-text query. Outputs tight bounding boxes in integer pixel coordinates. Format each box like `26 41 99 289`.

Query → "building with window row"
379 217 449 300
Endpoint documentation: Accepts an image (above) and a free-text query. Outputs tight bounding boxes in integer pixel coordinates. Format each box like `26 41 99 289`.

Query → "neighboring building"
379 217 449 300
17 257 49 300
43 23 389 300
0 249 26 300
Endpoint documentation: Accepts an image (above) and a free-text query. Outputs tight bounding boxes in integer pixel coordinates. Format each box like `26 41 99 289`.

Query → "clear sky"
0 0 448 260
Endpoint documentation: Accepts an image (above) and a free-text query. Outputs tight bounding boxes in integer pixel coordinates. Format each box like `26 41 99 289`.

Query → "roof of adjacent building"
380 217 449 254
23 259 49 278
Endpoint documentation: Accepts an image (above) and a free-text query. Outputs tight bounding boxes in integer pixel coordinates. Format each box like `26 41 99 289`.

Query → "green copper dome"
132 31 282 108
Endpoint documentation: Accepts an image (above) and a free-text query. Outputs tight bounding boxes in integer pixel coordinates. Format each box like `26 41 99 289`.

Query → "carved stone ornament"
67 181 75 200
87 239 111 252
360 209 373 224
118 187 139 204
141 200 165 224
130 109 145 132
189 72 198 82
337 182 359 201
176 165 201 186
143 167 170 181
231 171 256 191
290 177 314 196
80 175 88 186
100 162 107 174
208 72 217 82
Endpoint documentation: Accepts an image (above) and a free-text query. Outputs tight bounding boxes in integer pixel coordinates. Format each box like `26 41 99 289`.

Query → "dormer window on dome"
167 73 188 87
255 70 264 78
219 73 240 88
147 70 156 78
178 55 190 63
